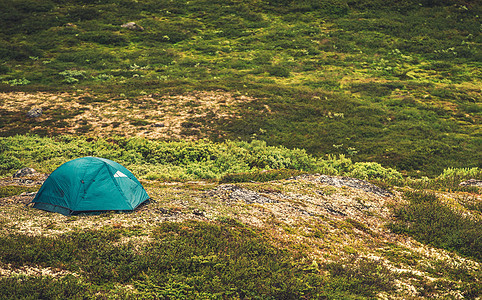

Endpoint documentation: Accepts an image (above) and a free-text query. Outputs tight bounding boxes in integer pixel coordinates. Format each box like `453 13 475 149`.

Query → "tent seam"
106 163 134 210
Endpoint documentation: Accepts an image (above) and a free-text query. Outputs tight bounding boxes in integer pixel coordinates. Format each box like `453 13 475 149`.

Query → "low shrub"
349 162 403 181
0 276 89 300
0 135 406 182
389 191 482 261
0 219 398 298
407 167 482 191
59 70 86 84
0 154 23 175
266 64 291 77
1 78 31 86
324 256 395 298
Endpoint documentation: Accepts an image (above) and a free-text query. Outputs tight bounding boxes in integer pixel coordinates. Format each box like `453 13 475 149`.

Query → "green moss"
0 186 38 198
0 0 479 176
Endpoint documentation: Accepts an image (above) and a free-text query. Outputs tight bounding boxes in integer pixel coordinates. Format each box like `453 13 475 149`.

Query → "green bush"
1 78 30 86
59 70 86 84
349 162 403 180
407 167 482 191
266 64 291 77
438 167 481 180
0 154 23 175
0 276 88 300
0 135 407 181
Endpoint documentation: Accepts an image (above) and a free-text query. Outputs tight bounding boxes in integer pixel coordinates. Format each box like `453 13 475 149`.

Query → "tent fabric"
31 157 149 216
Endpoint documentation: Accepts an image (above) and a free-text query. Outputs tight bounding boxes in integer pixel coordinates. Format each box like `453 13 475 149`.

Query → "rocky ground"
1 171 480 298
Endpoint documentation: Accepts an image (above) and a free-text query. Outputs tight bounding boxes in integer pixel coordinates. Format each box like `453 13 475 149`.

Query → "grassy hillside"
0 0 480 176
0 2 481 297
0 147 481 298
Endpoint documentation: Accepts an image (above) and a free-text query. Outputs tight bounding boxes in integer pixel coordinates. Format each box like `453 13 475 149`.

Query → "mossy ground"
0 0 480 176
0 0 481 298
0 173 480 298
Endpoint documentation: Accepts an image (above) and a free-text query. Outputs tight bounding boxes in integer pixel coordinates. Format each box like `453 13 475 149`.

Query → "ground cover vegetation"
0 134 480 298
390 190 482 261
0 166 480 298
0 219 398 299
0 0 481 298
0 0 480 176
1 135 480 192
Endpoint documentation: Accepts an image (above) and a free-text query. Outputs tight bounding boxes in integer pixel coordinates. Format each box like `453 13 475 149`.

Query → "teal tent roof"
31 157 149 216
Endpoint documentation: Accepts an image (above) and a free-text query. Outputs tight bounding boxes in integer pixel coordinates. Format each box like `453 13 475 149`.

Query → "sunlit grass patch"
389 190 482 261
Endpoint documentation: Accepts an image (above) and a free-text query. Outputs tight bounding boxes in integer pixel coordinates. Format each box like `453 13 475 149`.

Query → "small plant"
59 70 86 84
266 64 291 77
92 74 113 81
0 154 23 175
1 78 30 86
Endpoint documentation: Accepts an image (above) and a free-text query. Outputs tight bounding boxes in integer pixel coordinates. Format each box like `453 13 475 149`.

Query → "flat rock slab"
212 184 277 204
292 174 393 197
459 179 482 187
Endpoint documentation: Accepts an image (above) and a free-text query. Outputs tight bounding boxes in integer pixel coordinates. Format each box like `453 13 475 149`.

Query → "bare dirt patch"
0 91 258 139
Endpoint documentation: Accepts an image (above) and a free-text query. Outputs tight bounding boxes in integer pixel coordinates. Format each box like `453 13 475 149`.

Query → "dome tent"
31 157 149 216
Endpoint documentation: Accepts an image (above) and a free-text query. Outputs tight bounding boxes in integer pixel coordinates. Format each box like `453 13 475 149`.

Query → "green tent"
31 157 149 216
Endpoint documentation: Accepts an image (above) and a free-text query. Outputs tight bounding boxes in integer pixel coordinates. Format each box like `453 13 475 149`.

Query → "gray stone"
27 107 42 118
152 123 165 128
192 209 205 216
293 174 393 197
218 184 277 204
459 179 482 187
13 167 36 178
121 22 144 31
20 192 37 197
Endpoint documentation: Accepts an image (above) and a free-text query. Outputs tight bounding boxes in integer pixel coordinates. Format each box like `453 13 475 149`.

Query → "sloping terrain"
0 0 481 298
0 171 481 298
1 0 480 175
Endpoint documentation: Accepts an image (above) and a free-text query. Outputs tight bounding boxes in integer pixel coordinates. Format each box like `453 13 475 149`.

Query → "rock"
293 174 393 197
459 179 482 187
152 123 165 128
216 184 277 204
27 107 42 118
192 209 205 216
13 168 36 178
121 22 144 31
20 192 37 197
